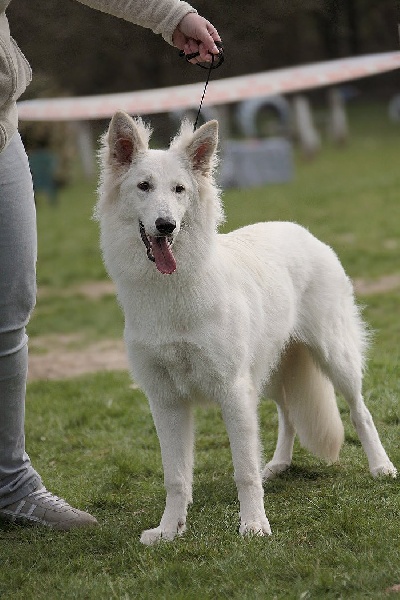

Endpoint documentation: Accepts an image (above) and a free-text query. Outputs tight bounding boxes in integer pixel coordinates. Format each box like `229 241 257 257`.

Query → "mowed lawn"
0 102 399 599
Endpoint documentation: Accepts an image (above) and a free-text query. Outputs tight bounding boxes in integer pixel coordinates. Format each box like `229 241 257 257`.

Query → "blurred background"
8 0 400 94
8 1 400 190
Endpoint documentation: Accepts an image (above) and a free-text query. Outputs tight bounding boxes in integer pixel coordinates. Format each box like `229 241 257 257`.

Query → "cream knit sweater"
77 0 196 46
0 0 196 151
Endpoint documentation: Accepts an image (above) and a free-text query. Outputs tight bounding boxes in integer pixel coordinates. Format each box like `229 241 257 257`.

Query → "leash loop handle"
179 40 224 69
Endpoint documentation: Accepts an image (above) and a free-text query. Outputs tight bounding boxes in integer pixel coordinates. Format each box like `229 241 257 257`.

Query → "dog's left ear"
186 120 218 176
107 111 149 169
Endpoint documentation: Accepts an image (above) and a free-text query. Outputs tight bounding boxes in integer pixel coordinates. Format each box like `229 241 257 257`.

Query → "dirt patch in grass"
28 338 128 381
38 280 116 300
353 273 400 295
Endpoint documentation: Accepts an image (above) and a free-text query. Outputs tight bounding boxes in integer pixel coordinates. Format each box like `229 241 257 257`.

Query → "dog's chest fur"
155 339 225 401
123 283 237 400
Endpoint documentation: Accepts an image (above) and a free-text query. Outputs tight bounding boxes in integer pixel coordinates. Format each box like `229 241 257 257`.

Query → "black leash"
179 40 224 131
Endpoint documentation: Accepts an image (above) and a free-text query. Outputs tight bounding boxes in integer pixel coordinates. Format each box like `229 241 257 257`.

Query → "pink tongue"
150 236 176 274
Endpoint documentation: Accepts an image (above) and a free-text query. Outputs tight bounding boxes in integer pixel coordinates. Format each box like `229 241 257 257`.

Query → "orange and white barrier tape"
17 51 400 121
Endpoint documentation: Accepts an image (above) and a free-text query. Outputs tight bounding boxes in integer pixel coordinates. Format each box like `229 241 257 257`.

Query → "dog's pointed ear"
186 120 218 176
107 111 149 168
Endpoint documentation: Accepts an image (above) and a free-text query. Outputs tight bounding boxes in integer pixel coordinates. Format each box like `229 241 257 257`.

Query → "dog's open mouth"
139 221 176 275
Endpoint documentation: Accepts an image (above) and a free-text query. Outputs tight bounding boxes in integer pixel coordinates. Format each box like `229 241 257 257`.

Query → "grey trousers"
0 132 42 508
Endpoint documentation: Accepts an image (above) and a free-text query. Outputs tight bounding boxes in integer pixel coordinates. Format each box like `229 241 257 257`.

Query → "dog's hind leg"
326 366 397 478
348 394 396 477
140 397 195 545
309 309 397 478
262 389 295 481
262 358 296 480
221 378 272 537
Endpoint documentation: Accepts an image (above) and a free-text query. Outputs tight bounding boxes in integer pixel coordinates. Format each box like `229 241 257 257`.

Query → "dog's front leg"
140 398 194 545
221 383 272 537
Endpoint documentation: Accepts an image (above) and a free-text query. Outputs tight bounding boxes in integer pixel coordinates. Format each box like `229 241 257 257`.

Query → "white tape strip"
17 51 400 121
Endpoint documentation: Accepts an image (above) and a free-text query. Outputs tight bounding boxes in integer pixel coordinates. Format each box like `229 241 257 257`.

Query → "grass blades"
1 371 398 599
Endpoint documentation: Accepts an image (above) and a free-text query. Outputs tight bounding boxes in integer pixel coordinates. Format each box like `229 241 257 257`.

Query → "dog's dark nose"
155 217 176 235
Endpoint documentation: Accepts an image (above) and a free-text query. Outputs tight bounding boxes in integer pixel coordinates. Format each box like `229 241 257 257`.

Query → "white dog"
95 111 397 545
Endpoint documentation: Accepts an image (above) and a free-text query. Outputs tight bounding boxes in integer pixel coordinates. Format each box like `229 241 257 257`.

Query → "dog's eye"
175 184 185 194
138 181 151 192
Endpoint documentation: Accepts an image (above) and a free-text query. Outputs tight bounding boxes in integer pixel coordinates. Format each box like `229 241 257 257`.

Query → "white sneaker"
0 487 98 530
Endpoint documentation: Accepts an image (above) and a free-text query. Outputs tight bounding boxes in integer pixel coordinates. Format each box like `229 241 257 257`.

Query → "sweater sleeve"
75 0 197 45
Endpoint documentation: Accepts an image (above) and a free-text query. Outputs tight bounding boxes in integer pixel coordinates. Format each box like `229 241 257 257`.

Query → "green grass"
0 101 399 599
35 178 105 287
28 293 123 341
1 372 398 599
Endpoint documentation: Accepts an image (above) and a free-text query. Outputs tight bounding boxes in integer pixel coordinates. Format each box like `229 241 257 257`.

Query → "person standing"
0 0 220 530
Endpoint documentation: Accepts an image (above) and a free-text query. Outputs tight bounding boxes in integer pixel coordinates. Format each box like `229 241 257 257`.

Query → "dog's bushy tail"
280 344 344 462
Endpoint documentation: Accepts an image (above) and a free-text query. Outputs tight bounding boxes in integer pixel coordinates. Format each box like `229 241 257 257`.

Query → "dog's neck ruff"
139 221 177 275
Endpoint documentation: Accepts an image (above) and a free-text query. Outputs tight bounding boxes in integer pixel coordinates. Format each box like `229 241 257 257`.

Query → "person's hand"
172 13 221 63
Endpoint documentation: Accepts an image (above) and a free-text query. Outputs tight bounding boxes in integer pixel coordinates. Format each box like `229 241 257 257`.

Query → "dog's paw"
239 519 272 537
371 462 397 478
140 522 186 545
140 527 173 545
262 461 290 481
